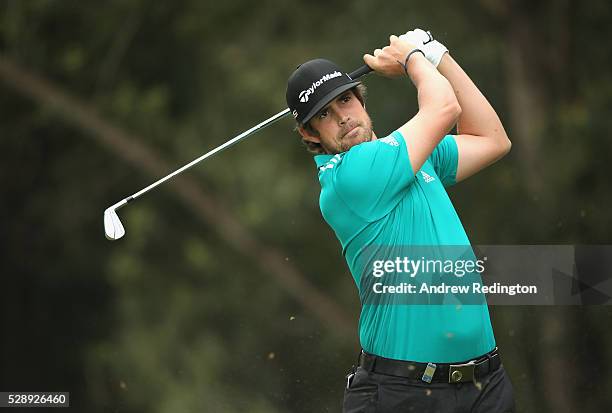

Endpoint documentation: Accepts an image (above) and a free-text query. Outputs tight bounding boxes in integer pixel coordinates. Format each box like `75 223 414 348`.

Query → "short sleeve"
331 131 415 221
428 135 459 187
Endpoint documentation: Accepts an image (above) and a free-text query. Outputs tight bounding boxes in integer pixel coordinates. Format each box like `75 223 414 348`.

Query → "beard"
337 119 374 153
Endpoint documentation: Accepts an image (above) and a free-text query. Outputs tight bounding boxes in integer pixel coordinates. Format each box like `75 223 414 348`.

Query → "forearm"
408 54 460 116
437 54 508 142
396 53 461 173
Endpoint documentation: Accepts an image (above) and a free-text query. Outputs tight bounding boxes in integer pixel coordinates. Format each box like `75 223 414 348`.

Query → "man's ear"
298 125 321 145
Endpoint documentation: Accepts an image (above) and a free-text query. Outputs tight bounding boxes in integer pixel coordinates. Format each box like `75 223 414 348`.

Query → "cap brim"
301 81 361 125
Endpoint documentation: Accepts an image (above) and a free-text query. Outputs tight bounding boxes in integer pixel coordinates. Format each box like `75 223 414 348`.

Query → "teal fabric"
315 131 496 362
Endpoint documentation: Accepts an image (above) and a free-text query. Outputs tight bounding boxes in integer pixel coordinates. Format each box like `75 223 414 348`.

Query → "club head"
104 207 125 240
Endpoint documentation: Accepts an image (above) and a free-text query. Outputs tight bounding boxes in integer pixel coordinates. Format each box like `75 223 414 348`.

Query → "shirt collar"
314 154 335 168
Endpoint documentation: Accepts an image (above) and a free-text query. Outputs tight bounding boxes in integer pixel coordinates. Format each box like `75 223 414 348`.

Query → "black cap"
286 58 361 125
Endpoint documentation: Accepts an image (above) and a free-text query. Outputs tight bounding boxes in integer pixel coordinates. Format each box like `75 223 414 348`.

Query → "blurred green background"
1 0 611 411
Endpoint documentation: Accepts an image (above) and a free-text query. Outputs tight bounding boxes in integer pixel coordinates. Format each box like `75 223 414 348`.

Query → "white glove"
399 28 448 67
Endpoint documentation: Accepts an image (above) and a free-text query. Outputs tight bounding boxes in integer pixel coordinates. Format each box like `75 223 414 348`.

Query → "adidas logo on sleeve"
420 171 435 183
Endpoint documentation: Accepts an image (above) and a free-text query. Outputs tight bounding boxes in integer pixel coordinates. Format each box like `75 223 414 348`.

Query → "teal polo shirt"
314 130 496 362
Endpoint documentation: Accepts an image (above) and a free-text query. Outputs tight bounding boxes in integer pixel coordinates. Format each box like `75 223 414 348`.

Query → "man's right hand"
400 28 448 67
363 35 422 78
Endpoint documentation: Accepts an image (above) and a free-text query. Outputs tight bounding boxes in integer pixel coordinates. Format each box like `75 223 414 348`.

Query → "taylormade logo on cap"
298 71 342 103
287 59 360 124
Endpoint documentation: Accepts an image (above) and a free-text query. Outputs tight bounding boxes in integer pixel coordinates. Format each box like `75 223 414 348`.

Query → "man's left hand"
400 28 448 67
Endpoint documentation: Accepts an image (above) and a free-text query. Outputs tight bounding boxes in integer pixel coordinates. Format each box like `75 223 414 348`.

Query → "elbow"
503 138 512 154
498 136 512 158
451 101 462 122
439 98 462 127
500 126 512 155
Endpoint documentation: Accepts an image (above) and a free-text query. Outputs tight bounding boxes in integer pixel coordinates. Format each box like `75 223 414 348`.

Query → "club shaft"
125 107 290 204
113 64 373 210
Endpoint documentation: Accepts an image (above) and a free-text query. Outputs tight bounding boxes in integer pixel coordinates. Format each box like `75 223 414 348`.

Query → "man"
286 29 515 412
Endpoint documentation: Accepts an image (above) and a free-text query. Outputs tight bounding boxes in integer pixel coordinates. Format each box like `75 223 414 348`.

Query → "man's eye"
342 95 351 102
318 110 328 119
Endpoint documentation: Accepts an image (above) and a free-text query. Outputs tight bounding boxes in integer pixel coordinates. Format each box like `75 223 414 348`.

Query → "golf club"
104 64 373 240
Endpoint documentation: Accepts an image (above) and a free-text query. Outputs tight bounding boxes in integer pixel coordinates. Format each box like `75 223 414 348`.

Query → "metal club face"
104 207 126 240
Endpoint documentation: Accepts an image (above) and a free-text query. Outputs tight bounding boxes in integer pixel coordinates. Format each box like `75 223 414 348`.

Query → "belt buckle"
448 361 475 383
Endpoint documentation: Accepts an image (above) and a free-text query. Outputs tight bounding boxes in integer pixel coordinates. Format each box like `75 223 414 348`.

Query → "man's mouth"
341 123 360 139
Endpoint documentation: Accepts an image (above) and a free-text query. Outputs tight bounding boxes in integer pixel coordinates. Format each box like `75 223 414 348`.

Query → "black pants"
343 363 515 413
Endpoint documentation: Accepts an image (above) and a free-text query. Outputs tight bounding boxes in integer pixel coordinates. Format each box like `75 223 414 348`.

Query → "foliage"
1 0 611 411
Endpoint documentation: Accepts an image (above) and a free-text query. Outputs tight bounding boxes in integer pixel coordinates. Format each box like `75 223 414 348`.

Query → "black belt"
359 347 501 384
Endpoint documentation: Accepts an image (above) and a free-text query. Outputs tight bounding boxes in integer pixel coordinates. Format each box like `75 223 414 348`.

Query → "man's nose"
338 112 350 125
